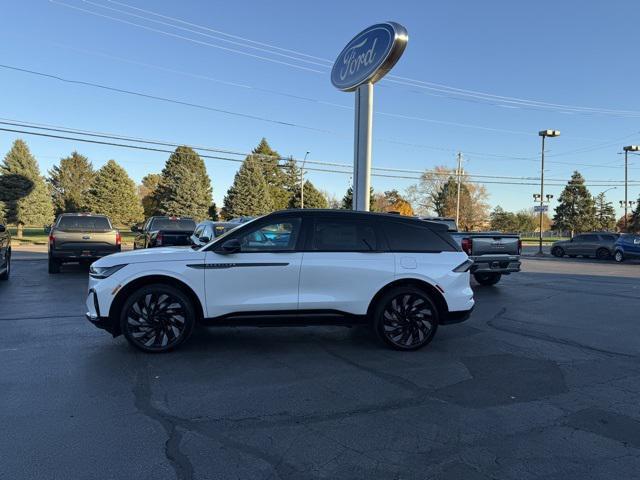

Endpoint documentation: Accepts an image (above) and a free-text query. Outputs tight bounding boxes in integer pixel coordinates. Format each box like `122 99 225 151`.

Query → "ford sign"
331 22 408 92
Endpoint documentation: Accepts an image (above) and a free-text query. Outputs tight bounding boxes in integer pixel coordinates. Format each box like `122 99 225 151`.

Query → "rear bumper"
51 247 120 261
470 255 520 274
441 306 474 325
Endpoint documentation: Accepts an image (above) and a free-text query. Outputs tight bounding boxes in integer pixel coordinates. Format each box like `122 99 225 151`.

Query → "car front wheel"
373 286 439 351
120 284 195 353
614 251 624 263
551 246 564 257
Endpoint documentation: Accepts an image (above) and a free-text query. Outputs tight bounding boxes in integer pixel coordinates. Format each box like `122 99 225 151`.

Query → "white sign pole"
353 82 373 211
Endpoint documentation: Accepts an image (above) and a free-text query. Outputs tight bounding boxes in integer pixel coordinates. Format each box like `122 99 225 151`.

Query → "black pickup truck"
132 216 197 249
0 219 10 281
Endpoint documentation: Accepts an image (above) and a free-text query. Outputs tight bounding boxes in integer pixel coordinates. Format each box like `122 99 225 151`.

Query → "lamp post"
300 151 309 209
537 130 560 255
622 146 639 230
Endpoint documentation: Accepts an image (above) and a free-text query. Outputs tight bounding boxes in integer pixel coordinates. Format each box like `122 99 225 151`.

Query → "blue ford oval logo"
331 22 408 92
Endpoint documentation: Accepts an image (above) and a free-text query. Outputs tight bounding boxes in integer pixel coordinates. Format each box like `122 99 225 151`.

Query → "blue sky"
2 0 640 214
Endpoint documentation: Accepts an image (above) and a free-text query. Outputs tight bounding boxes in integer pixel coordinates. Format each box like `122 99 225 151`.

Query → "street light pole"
537 130 560 255
300 151 309 209
455 152 463 227
622 146 639 230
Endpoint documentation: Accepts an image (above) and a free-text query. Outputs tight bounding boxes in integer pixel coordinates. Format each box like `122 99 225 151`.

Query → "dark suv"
551 232 619 259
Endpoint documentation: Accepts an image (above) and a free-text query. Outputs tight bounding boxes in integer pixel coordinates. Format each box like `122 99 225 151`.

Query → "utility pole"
537 130 560 255
300 151 309 209
455 152 463 227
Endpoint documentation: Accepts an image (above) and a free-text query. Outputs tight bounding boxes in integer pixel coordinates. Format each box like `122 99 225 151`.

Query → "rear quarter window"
56 216 111 231
382 221 455 252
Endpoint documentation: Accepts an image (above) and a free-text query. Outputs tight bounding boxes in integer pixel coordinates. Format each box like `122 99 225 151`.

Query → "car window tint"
600 235 615 242
194 225 204 238
57 216 111 231
203 225 213 239
383 221 452 252
312 219 377 252
573 235 587 242
238 219 300 252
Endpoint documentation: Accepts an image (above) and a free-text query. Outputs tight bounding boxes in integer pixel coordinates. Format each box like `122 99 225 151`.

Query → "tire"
48 257 60 274
372 286 439 351
596 248 610 260
0 253 10 281
120 284 195 353
614 250 624 263
551 246 564 257
473 272 502 286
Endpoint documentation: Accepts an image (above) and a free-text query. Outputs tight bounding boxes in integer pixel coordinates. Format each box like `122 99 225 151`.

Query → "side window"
194 225 205 238
236 219 301 252
600 235 615 242
382 221 453 252
573 235 587 242
203 225 214 239
311 219 377 252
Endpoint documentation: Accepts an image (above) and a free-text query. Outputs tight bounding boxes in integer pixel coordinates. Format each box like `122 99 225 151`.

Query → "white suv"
86 210 474 353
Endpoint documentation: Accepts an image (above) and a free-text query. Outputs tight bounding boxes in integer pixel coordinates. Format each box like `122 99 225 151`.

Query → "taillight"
518 239 522 255
461 238 472 255
49 234 55 248
453 259 474 272
115 231 121 246
156 233 163 246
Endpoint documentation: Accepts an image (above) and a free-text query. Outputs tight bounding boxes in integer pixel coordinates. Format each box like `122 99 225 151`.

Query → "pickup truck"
132 216 197 249
48 213 121 274
421 217 521 285
0 219 10 281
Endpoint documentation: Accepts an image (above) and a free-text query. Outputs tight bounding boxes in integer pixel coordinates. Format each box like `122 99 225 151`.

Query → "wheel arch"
367 278 449 319
108 274 205 336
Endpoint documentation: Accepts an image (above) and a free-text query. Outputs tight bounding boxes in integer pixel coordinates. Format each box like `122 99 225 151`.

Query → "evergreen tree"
490 206 515 232
48 151 94 215
156 146 212 220
341 186 375 210
289 180 328 209
0 139 53 236
627 196 640 233
209 202 219 221
86 160 144 226
593 192 617 231
221 155 273 218
251 139 289 210
138 173 162 217
553 171 596 235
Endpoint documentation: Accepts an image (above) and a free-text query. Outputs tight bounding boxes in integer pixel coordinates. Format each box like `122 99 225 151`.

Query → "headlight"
89 264 127 279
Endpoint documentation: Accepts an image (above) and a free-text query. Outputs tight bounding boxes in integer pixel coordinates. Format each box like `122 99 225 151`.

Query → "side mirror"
218 238 241 254
131 224 140 233
199 236 210 244
0 224 5 233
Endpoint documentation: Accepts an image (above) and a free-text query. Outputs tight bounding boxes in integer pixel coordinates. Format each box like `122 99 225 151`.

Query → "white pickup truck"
421 217 521 285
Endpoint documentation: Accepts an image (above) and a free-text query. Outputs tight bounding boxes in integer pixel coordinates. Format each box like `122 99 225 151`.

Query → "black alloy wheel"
596 248 610 260
121 284 195 353
374 286 439 351
551 246 564 258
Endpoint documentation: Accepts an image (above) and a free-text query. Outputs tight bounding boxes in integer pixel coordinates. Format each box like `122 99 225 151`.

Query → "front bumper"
470 255 521 274
85 289 117 335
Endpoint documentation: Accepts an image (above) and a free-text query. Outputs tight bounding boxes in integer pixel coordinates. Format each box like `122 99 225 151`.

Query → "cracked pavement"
1 253 640 479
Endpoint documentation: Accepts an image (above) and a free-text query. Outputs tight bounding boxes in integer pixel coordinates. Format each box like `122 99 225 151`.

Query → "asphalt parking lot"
2 252 640 480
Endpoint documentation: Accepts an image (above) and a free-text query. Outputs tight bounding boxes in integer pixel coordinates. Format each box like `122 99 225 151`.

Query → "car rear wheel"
372 286 439 351
614 250 624 263
473 272 502 286
48 257 60 274
120 284 195 353
0 253 10 281
596 248 610 260
551 246 564 257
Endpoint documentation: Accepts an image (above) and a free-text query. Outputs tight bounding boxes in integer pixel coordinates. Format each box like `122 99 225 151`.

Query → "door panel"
203 251 302 317
298 252 395 314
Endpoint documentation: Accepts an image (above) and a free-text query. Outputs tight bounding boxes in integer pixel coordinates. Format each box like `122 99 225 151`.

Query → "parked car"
132 216 196 249
551 232 619 259
613 234 640 262
227 216 256 224
190 221 239 247
86 210 475 353
0 219 11 281
422 217 521 286
48 213 121 274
